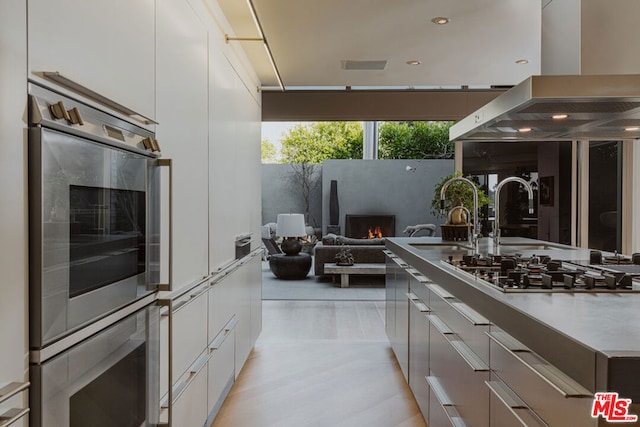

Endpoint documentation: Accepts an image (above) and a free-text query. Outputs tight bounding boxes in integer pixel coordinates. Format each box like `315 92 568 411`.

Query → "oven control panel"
28 82 160 156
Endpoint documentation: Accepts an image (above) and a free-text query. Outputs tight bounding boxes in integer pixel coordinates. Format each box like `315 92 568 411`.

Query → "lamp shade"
276 213 306 237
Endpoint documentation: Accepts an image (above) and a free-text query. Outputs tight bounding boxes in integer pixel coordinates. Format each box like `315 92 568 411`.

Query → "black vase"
329 180 339 225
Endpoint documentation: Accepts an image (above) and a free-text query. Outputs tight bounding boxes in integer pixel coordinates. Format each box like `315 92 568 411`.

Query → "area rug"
261 261 385 301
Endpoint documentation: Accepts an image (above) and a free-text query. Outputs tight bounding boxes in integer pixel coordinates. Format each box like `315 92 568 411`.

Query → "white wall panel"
157 0 210 290
27 0 156 120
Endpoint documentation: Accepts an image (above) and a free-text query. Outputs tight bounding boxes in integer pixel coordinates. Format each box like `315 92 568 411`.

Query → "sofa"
313 233 387 276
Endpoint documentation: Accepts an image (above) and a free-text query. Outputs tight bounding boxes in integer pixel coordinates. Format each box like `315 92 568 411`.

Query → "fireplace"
345 215 395 239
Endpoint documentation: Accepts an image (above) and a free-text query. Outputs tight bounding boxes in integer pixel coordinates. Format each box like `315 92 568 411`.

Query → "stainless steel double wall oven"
28 81 163 426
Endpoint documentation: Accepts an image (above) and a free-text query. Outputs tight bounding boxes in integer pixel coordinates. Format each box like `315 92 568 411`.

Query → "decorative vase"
329 180 339 225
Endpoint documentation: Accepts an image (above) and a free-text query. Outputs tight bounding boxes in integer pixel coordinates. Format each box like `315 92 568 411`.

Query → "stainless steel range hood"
449 75 640 142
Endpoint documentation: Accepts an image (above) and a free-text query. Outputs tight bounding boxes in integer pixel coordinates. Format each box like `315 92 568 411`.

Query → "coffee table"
323 263 386 288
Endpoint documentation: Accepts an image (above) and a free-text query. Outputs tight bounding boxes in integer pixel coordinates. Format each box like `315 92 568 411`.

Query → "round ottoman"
269 253 312 279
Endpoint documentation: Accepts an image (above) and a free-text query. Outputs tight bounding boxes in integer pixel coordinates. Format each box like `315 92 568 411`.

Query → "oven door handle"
157 159 173 292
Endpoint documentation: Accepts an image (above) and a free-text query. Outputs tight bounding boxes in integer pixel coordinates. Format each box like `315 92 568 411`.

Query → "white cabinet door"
209 41 262 268
27 0 155 121
207 328 235 417
233 264 252 375
249 255 262 344
156 0 209 292
171 364 208 427
172 287 209 381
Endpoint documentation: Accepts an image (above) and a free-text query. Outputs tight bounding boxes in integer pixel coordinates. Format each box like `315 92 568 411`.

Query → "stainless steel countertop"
386 236 640 394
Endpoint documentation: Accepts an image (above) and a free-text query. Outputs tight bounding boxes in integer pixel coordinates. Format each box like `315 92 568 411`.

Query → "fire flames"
364 226 383 239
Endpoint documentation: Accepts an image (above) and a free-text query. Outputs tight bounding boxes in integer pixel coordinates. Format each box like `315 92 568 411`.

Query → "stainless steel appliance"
28 82 162 347
450 74 640 142
28 81 165 427
30 303 160 427
441 253 640 293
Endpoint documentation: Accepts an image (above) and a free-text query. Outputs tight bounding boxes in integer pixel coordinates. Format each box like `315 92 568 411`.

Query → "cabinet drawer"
429 315 489 427
209 272 236 342
172 360 208 427
173 284 209 380
429 284 490 364
208 321 236 416
487 376 548 427
488 330 594 427
409 296 430 417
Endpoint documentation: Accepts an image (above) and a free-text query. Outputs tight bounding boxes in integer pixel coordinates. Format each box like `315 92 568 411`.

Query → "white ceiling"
218 0 542 90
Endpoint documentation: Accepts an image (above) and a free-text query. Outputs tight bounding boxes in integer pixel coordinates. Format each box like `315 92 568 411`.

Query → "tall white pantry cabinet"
0 0 263 426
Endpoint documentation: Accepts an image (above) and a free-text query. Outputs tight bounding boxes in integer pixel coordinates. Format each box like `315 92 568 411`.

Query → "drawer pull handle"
408 295 430 312
426 376 454 406
209 317 238 350
426 376 468 427
407 268 431 283
450 340 489 372
430 284 455 299
487 332 592 398
428 314 454 335
449 301 490 326
486 381 549 427
0 382 29 406
430 315 488 371
430 285 490 326
0 407 30 427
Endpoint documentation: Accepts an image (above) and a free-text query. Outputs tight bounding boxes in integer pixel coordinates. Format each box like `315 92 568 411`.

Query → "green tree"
261 139 278 163
378 121 454 159
430 171 490 219
279 122 363 163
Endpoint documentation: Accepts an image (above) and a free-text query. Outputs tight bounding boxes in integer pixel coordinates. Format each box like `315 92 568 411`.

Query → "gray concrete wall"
321 159 454 236
261 164 323 228
263 160 454 236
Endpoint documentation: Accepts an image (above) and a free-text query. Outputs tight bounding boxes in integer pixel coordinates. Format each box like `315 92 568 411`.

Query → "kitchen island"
385 236 640 426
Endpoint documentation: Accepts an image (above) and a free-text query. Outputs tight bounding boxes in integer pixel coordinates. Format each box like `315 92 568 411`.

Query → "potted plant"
430 171 490 240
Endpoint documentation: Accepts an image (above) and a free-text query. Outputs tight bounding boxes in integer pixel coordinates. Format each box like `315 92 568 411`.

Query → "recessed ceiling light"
552 114 569 120
406 60 422 66
625 126 640 131
518 127 532 133
431 17 450 25
515 59 529 65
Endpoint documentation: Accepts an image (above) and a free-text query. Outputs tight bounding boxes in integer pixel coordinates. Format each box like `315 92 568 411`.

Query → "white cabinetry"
156 0 209 292
208 38 262 268
0 1 29 426
27 0 155 121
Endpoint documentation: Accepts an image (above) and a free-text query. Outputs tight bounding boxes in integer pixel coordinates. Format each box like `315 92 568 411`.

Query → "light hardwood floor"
211 300 427 427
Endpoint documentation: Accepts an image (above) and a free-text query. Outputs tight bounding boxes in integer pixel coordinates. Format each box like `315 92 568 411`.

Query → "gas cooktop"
441 252 640 293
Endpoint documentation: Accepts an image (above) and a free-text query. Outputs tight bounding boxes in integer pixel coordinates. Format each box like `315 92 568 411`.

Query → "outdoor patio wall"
321 159 454 237
262 164 324 230
262 160 454 237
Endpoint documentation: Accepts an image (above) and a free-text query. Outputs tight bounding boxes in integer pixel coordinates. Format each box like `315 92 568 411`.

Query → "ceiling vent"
341 60 387 70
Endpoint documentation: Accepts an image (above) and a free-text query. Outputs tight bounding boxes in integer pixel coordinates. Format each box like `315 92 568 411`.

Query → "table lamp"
276 213 306 256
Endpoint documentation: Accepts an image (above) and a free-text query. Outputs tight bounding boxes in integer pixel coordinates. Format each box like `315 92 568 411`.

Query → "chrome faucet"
493 177 535 246
440 177 479 248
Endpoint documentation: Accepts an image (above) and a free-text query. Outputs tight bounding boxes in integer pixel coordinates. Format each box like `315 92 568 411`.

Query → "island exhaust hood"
449 75 640 142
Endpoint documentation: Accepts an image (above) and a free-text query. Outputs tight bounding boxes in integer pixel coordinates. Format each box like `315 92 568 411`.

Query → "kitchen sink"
410 243 474 251
497 244 562 251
